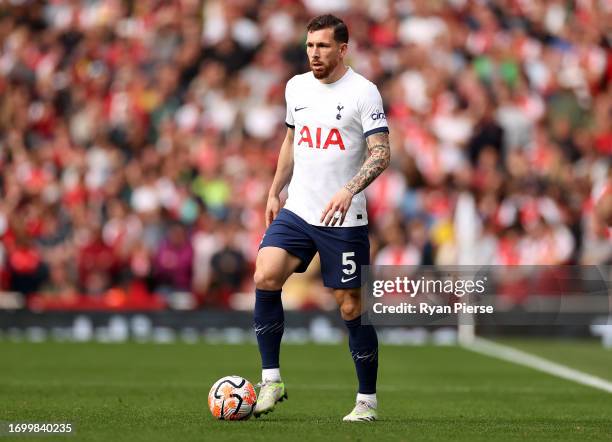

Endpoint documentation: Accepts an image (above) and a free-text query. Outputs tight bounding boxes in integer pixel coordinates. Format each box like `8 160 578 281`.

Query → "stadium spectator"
7 234 48 296
207 223 248 308
77 225 118 295
152 222 194 294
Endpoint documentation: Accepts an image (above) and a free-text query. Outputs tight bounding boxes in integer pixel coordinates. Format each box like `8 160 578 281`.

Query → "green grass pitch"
1 340 611 441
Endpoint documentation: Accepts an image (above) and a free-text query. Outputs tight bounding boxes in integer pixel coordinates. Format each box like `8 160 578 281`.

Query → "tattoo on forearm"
344 133 390 195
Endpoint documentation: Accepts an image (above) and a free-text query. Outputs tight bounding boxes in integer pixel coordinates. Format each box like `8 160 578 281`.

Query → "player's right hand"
265 195 281 227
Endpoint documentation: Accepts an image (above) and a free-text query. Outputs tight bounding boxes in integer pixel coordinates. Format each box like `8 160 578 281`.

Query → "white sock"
262 368 281 383
357 393 377 408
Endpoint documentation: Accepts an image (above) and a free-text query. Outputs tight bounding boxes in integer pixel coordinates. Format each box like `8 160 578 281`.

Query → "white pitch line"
463 337 612 394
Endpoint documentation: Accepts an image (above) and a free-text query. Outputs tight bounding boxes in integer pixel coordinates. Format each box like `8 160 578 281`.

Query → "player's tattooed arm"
320 131 390 226
344 131 391 195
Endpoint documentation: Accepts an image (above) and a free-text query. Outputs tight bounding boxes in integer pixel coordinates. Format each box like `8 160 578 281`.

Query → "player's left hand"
320 187 353 226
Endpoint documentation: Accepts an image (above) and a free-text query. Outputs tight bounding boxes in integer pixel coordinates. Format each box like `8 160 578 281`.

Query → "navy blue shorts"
260 208 369 289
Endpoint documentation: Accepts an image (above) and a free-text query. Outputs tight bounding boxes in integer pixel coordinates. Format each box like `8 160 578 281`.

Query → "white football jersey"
283 67 389 227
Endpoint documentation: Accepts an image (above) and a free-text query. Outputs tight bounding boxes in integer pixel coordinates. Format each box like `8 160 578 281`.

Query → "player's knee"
338 291 361 320
253 267 284 291
340 302 360 320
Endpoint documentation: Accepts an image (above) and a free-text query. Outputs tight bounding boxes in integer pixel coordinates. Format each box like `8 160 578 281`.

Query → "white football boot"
342 400 377 422
253 381 287 417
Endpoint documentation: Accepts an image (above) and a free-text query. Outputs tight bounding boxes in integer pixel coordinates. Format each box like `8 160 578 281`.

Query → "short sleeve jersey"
284 67 388 227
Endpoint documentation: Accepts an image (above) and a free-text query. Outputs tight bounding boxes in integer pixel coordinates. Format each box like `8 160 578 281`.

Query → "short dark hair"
306 14 349 44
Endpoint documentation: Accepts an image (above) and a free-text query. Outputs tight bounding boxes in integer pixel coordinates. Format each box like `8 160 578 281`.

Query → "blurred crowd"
0 0 610 310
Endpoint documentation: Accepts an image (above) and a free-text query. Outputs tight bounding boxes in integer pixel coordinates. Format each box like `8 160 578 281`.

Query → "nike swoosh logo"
341 275 358 283
294 106 307 112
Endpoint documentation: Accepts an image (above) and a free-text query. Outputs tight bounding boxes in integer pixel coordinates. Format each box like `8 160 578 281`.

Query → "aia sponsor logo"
298 126 345 150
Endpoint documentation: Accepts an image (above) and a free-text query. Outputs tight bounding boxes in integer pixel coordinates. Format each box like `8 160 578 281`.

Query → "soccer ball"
208 376 257 420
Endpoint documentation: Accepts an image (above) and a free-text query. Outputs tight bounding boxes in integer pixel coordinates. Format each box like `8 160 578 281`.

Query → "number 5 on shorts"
342 252 356 275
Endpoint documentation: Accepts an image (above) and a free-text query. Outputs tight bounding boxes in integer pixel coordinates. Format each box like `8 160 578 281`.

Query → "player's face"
306 28 347 80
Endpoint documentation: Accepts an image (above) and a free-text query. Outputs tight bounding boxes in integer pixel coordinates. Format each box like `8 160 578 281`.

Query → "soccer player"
252 14 390 422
